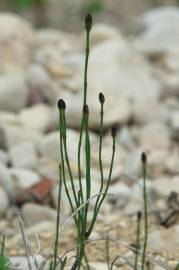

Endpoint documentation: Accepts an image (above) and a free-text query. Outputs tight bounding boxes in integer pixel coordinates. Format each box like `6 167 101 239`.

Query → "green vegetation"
57 14 117 269
0 236 7 270
84 0 104 14
15 0 46 9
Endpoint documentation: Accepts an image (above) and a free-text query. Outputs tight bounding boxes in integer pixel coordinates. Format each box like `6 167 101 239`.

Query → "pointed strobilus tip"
85 13 92 32
141 152 147 164
83 104 89 114
111 126 117 138
137 211 142 220
99 92 105 104
58 99 66 110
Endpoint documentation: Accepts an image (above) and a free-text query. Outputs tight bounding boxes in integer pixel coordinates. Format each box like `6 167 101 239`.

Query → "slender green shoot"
83 14 92 105
0 235 6 270
52 165 62 270
83 104 91 230
77 13 92 226
90 93 105 230
58 100 82 238
134 211 142 270
141 152 148 270
62 109 79 208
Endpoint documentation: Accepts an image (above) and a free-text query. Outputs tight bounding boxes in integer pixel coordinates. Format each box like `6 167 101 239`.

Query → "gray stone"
118 127 136 150
10 255 45 270
108 183 131 208
0 73 28 112
9 168 40 194
148 225 179 252
9 141 38 170
132 100 168 125
165 149 179 174
152 176 179 197
139 122 170 152
0 13 35 72
0 122 42 150
123 149 143 179
19 103 52 133
89 23 123 47
27 63 64 105
22 203 57 227
136 6 179 55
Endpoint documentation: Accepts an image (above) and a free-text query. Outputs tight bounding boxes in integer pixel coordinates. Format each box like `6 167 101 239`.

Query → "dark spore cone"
58 99 66 110
137 211 142 220
83 104 89 114
99 92 105 104
111 126 117 137
141 152 147 163
85 13 92 32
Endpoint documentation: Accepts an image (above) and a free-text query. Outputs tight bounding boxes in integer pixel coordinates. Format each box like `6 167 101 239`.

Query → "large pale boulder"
0 13 35 72
135 7 179 55
0 73 29 112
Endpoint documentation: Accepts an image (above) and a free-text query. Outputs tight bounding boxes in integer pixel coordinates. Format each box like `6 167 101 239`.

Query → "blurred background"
1 0 179 31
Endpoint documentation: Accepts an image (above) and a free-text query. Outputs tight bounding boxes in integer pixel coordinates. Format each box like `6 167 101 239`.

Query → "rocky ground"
1 6 179 269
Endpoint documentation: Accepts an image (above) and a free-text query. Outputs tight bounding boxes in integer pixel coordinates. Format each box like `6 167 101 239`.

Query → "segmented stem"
83 31 90 105
84 110 91 230
141 153 148 270
62 110 78 208
134 212 141 270
53 165 62 270
90 96 104 234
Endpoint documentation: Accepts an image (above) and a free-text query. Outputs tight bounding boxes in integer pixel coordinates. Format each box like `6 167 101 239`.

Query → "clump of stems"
57 13 117 270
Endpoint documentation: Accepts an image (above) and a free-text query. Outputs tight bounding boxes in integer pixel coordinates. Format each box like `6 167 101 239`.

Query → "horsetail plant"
57 13 117 270
141 152 148 270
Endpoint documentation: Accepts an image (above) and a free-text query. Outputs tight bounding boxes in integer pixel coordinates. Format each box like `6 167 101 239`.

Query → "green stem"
59 109 79 229
83 31 90 105
53 165 62 270
90 100 104 232
141 154 148 270
62 110 79 208
77 115 85 214
84 111 91 230
134 212 141 270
